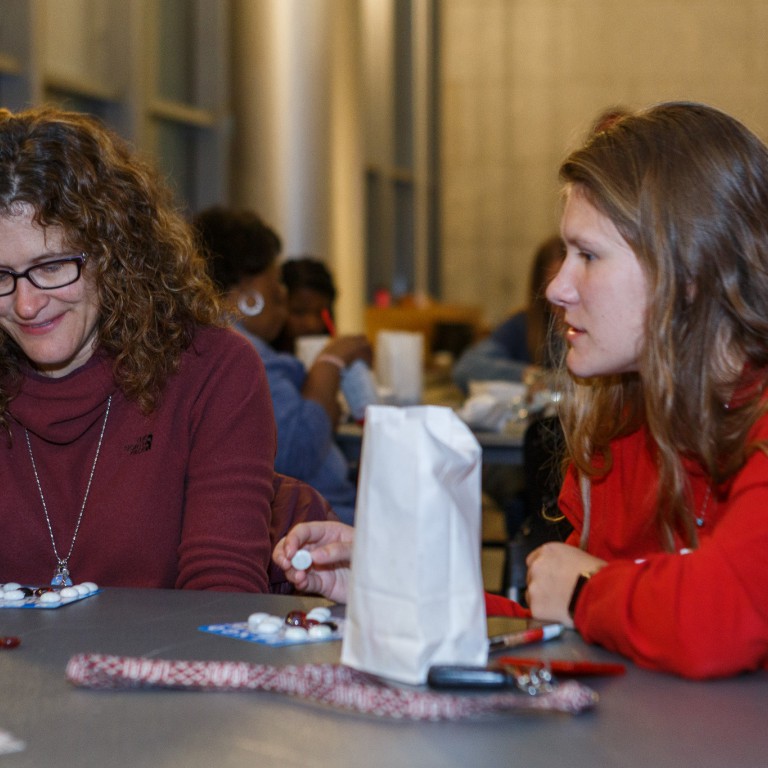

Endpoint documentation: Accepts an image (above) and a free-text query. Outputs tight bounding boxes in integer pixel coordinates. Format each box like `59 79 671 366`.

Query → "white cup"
375 330 424 406
295 335 330 370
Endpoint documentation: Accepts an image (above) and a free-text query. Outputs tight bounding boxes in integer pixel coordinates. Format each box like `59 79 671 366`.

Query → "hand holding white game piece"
290 548 313 571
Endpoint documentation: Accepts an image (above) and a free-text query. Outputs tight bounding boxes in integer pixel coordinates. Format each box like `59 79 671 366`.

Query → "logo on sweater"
125 434 153 455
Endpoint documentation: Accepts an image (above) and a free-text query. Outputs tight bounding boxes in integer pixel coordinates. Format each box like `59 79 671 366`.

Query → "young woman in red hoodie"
274 102 768 678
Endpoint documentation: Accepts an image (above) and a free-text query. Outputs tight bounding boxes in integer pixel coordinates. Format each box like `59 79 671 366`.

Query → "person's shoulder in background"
452 310 532 391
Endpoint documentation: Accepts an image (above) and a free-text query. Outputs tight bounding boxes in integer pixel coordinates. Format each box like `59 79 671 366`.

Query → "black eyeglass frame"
0 253 87 297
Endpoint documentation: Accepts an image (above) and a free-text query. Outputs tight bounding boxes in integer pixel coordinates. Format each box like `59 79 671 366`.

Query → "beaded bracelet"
315 353 346 371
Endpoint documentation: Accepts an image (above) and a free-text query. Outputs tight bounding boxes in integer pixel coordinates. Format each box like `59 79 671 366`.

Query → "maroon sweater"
1 326 277 592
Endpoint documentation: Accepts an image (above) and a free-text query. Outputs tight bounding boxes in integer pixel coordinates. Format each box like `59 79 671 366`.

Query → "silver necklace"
25 395 112 586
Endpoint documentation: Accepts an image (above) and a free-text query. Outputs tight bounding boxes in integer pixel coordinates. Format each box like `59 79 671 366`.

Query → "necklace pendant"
51 565 72 587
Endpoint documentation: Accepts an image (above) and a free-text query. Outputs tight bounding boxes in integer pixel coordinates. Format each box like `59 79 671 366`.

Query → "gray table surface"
1 587 766 768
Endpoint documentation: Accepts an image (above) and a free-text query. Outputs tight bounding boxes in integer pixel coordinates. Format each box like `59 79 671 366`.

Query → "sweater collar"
9 350 117 445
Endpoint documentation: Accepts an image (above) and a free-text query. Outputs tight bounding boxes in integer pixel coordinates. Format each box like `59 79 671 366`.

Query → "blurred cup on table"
295 334 330 370
375 330 424 406
467 380 526 405
459 380 529 433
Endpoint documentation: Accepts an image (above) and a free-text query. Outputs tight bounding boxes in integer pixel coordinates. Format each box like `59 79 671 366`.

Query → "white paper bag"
341 405 488 684
375 331 424 405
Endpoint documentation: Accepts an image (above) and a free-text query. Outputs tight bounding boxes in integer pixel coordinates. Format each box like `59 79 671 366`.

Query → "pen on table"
320 308 336 337
488 623 564 652
498 656 626 677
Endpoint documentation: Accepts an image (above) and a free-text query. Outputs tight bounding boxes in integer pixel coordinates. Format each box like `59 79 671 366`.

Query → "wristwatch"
568 571 595 619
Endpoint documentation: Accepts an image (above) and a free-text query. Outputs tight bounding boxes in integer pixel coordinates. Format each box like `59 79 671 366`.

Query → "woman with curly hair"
0 106 278 591
275 102 768 678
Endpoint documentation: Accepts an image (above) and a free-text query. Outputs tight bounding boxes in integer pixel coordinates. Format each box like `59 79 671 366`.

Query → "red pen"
499 656 626 677
488 623 563 652
320 308 336 337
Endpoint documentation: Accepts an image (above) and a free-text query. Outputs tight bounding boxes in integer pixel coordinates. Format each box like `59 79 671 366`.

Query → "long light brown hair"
555 102 768 548
0 106 223 427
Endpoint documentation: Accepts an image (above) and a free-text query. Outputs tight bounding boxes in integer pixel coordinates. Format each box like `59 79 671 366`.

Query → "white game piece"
308 624 333 640
255 616 283 635
59 587 79 599
73 584 90 596
80 582 99 593
306 606 332 622
3 589 24 601
290 549 313 571
247 612 271 632
284 626 309 641
2 583 21 592
38 591 62 604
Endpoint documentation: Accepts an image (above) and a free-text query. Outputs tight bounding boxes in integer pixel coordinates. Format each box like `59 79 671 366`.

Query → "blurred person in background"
194 207 370 524
452 235 564 392
273 256 337 353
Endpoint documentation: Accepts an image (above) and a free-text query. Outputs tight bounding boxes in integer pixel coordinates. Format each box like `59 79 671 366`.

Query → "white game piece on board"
38 591 62 604
59 587 79 599
2 583 21 592
247 612 271 632
284 626 309 641
255 616 283 635
308 624 333 639
306 606 331 622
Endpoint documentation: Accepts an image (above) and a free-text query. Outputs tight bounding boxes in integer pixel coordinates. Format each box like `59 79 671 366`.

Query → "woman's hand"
322 334 373 367
272 521 355 604
304 335 373 425
525 542 606 628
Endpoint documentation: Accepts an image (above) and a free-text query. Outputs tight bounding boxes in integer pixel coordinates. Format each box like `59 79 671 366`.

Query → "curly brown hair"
555 102 768 549
0 106 224 425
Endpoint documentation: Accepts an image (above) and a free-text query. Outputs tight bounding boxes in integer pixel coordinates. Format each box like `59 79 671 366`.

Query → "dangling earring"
238 290 265 317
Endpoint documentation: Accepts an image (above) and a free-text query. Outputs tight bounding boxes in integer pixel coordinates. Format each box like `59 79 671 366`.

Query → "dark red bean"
284 610 307 627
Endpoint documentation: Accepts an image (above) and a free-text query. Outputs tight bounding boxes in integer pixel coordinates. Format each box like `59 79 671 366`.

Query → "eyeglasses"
0 254 87 297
